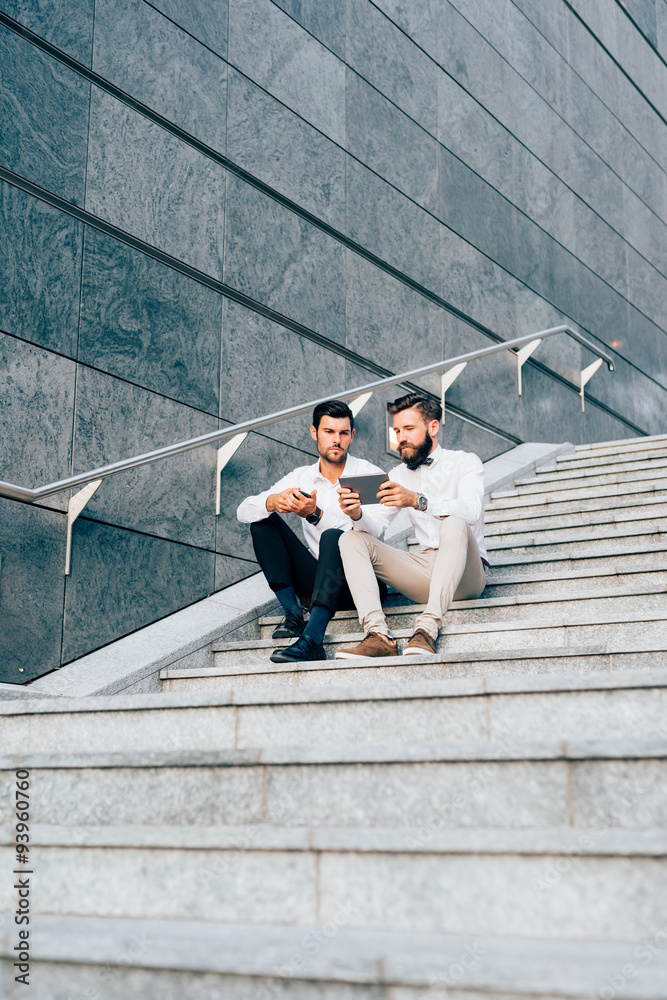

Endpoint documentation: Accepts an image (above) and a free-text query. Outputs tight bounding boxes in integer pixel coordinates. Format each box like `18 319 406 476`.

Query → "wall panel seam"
0 164 650 439
1 7 664 387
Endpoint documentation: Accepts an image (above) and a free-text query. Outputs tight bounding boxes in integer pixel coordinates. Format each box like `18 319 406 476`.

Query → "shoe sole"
334 650 399 660
402 648 435 656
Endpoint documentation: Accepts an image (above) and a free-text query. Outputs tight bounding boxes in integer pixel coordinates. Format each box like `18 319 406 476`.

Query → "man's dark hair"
312 399 355 431
387 393 442 423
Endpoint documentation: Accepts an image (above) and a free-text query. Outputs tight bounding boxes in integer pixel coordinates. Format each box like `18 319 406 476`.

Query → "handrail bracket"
65 479 102 576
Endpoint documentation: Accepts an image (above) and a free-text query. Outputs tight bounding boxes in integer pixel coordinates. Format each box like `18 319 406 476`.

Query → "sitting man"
336 392 488 658
237 399 386 663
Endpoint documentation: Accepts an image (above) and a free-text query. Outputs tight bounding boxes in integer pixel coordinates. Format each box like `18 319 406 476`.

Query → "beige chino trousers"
338 516 486 640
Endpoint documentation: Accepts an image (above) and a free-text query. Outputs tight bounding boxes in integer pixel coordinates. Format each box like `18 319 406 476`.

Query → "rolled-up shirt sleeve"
425 454 484 524
237 472 302 523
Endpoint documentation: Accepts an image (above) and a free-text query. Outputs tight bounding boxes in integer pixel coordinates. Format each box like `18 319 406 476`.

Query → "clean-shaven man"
237 399 386 663
336 393 488 658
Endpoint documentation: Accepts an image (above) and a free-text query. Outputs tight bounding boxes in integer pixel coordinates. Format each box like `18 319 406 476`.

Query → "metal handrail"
0 325 613 504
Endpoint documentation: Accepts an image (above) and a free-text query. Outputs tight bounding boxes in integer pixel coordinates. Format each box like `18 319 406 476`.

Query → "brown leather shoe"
403 629 437 656
335 632 398 659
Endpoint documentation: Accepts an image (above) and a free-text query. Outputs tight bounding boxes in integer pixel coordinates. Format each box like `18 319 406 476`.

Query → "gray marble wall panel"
0 499 67 682
0 334 75 490
71 367 219 549
217 432 320 561
228 0 346 145
85 89 226 279
219 300 345 454
271 0 346 57
345 250 444 374
371 0 438 58
147 0 229 59
439 227 518 339
0 26 89 205
0 0 94 65
223 175 345 344
62 518 215 663
438 145 518 279
346 0 438 134
518 0 667 172
346 70 439 214
92 0 227 153
623 0 659 48
346 158 441 293
79 226 222 413
226 68 346 228
0 183 82 357
568 0 667 121
214 553 258 592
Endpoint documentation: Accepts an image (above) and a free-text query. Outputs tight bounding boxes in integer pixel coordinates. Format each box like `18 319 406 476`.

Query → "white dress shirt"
237 454 387 559
363 445 488 563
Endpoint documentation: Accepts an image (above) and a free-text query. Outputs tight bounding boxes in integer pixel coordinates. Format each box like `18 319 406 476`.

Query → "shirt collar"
312 455 352 483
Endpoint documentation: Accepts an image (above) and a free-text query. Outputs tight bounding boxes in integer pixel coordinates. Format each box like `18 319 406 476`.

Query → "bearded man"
237 399 387 663
335 393 488 658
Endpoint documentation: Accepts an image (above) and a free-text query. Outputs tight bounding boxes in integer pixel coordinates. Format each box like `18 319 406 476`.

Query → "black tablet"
339 472 389 505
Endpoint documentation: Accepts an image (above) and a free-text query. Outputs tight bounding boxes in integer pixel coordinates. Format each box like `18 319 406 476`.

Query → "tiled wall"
0 0 665 681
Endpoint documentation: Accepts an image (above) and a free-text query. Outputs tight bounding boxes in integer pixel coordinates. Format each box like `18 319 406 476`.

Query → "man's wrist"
305 506 322 525
412 491 420 510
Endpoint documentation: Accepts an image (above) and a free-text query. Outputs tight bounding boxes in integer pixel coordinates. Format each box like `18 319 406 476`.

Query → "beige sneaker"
335 632 398 659
403 629 437 656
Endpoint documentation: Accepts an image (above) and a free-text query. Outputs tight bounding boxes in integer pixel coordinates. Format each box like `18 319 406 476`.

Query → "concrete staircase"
1 433 667 997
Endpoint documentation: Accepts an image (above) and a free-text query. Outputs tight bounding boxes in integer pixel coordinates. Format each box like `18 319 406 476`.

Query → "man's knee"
438 515 468 544
250 512 281 538
339 529 372 557
319 528 343 556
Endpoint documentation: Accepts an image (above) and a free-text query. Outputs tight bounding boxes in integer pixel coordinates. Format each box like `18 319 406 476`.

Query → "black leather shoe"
271 613 306 640
270 635 326 663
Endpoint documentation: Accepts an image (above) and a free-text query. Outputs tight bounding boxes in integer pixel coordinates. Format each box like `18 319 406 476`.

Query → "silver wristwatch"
417 494 428 512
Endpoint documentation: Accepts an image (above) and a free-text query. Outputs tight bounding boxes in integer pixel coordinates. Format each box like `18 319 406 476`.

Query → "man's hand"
337 486 362 521
267 488 317 518
376 481 419 509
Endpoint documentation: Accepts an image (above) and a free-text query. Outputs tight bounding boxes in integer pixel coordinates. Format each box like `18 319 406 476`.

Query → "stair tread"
6 665 667 714
10 913 667 992
3 734 666 769
260 582 667 625
11 822 667 855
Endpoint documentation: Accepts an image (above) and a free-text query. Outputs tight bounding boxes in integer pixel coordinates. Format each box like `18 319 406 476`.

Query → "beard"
319 444 348 466
398 430 433 471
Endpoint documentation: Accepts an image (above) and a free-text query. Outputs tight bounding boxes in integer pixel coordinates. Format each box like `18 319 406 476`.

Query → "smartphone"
298 490 312 498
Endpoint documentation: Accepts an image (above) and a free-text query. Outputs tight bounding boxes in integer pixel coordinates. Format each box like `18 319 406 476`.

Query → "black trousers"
250 513 386 613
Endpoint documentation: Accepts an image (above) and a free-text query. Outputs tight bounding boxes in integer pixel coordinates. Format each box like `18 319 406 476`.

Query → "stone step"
3 668 667 755
486 540 667 577
498 467 667 497
572 432 667 456
8 914 667 999
3 737 664 831
500 465 667 499
486 477 667 511
211 611 666 666
548 446 667 472
163 644 665 692
483 565 667 596
260 586 666 636
536 453 667 485
484 519 665 554
484 497 667 533
4 823 666 941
